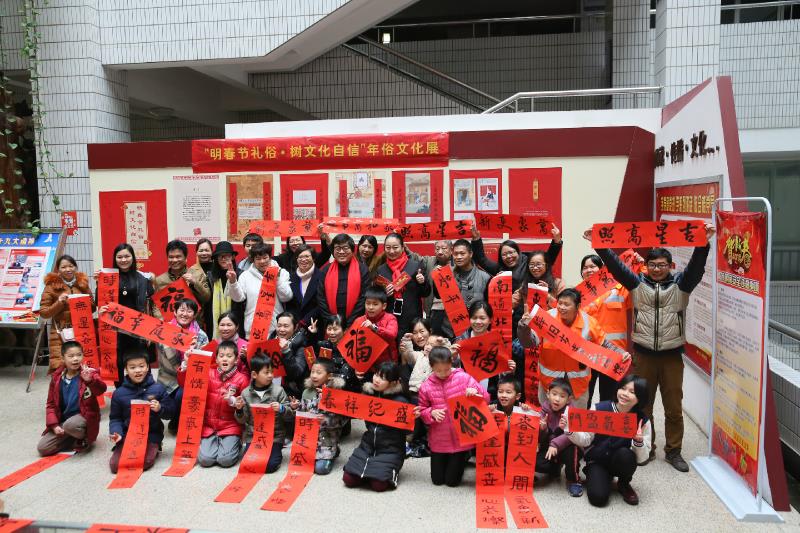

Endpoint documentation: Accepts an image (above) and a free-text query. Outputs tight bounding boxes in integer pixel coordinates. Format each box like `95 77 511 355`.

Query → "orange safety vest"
585 284 631 350
538 308 607 399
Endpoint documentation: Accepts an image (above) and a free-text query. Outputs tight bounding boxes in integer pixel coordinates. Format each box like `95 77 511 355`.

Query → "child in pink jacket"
417 346 489 487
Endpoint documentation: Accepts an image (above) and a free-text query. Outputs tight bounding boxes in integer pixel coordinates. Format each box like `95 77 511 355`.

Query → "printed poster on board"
172 174 221 243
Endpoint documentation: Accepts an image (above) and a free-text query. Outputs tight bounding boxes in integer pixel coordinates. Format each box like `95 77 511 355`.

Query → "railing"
769 319 800 372
481 86 662 114
344 36 501 112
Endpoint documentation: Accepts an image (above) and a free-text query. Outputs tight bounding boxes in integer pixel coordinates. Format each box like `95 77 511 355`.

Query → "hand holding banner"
97 268 119 381
567 407 637 438
100 303 195 352
249 219 320 238
525 282 550 310
318 386 415 431
457 331 512 382
393 220 473 241
336 326 388 373
447 395 498 446
152 278 199 322
591 219 707 249
476 214 553 238
108 400 150 489
247 339 286 377
249 267 279 343
67 294 100 370
431 265 469 337
487 272 513 343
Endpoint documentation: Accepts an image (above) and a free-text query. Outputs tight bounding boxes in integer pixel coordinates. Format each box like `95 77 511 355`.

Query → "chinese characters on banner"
527 305 631 380
393 220 474 241
248 219 320 238
487 272 513 343
67 294 100 370
567 407 637 438
458 331 512 382
475 412 507 529
108 400 151 489
336 327 388 373
215 406 276 503
475 214 553 238
591 219 707 249
303 346 315 369
193 133 449 174
431 265 469 337
97 269 119 381
573 267 619 309
318 387 415 431
84 525 187 533
447 395 498 446
100 303 194 353
323 217 398 235
619 249 645 274
505 411 547 529
261 412 321 511
152 278 199 323
99 190 168 275
248 267 279 343
163 351 212 477
0 452 71 492
60 210 78 236
123 202 151 265
524 346 541 408
246 339 287 377
525 282 550 311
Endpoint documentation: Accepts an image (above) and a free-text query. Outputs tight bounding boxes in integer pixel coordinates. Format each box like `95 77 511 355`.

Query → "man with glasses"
584 224 715 473
317 234 370 328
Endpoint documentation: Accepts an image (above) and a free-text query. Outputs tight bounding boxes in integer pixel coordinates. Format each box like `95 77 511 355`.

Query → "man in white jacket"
230 242 293 339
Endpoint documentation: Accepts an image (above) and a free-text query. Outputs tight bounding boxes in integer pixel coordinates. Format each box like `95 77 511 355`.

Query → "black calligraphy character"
470 347 499 374
344 394 359 415
150 325 166 341
510 475 530 492
291 451 309 466
598 225 614 244
481 472 499 487
394 405 409 425
655 222 669 245
680 221 699 243
626 223 642 246
481 453 500 468
368 399 385 417
321 388 336 409
518 217 529 233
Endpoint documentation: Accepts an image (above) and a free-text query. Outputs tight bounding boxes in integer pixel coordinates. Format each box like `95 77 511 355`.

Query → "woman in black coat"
375 233 431 339
287 244 323 330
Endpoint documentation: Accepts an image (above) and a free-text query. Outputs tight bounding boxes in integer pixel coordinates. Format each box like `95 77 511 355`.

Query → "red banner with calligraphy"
67 294 100 370
85 524 188 533
323 217 398 236
246 339 286 377
0 452 71 492
505 411 547 529
336 326 388 373
488 272 513 343
318 386 415 431
393 220 474 242
447 395 499 446
458 331 512 382
525 282 550 311
619 248 645 274
591 219 707 249
163 351 212 477
567 407 637 438
100 303 194 352
215 405 276 503
108 400 150 489
152 278 199 323
261 413 321 511
248 267 279 343
475 412 507 529
431 265 469 337
97 269 119 382
574 267 619 309
303 346 316 369
476 214 553 239
248 219 320 238
193 133 449 173
524 346 541 407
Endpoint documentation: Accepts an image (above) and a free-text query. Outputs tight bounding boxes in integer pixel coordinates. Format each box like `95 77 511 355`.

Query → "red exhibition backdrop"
280 173 329 223
99 190 168 274
391 169 444 226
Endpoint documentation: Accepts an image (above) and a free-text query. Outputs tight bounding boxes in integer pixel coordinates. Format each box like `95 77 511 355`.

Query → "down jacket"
537 398 574 453
38 272 93 371
343 381 410 486
235 380 294 444
179 366 250 438
109 373 175 445
418 368 489 453
44 366 107 444
300 374 348 460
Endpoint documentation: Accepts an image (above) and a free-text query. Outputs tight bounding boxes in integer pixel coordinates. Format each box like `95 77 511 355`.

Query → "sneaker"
405 443 413 458
567 483 584 497
618 482 639 505
665 450 689 472
73 439 89 453
637 449 656 466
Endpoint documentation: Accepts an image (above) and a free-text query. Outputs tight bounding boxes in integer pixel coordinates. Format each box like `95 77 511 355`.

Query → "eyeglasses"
333 246 352 253
529 263 546 269
647 262 670 270
501 251 518 258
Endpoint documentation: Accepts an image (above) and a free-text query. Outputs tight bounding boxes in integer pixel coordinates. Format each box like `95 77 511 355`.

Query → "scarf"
296 264 315 298
212 278 232 338
386 253 410 297
61 277 76 288
218 364 238 382
170 318 200 359
324 259 361 318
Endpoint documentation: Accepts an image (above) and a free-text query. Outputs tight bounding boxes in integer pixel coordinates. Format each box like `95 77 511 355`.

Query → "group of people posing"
37 220 715 508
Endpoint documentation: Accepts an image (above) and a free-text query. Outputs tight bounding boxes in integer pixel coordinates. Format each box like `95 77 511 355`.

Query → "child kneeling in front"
109 350 174 473
291 357 348 475
568 375 652 506
418 346 489 487
38 341 107 456
536 378 583 497
180 340 250 468
343 362 411 491
234 353 294 473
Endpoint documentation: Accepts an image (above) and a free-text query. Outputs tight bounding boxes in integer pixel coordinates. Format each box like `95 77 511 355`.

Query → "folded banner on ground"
567 407 637 438
505 410 547 529
475 214 553 238
248 267 279 343
319 386 415 431
0 519 34 533
152 278 199 323
84 524 188 533
100 303 194 352
249 219 320 238
336 326 388 373
591 219 707 249
67 294 100 370
431 265 469 337
108 400 150 489
0 453 71 492
97 269 119 381
457 331 512 383
393 220 473 241
447 395 498 446
488 272 513 343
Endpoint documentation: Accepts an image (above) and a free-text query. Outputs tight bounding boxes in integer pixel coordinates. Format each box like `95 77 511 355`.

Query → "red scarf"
386 253 410 297
324 259 361 318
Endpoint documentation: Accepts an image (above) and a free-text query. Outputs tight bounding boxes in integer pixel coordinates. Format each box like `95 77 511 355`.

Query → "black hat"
212 241 238 257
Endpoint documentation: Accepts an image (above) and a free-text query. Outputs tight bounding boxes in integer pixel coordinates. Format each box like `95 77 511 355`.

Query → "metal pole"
709 199 719 457
26 325 47 393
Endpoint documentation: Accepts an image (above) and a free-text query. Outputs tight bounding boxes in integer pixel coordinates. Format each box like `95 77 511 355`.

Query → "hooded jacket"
538 398 574 453
109 373 175 445
235 380 294 444
44 366 107 444
300 374 348 460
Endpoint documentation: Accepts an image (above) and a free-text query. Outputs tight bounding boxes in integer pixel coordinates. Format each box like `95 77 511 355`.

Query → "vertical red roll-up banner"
163 351 212 477
488 272 513 344
338 180 349 217
431 265 470 337
261 412 321 512
0 453 71 492
97 269 119 382
248 267 279 343
67 294 99 370
108 400 150 489
505 410 547 529
215 405 276 503
524 346 541 407
374 178 383 218
475 412 508 529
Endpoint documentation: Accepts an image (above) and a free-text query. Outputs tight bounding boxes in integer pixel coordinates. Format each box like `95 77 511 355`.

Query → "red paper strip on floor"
85 524 188 533
505 410 547 529
108 400 151 489
0 452 71 492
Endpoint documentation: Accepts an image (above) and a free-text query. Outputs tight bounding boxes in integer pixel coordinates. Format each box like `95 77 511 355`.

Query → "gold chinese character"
290 145 302 158
347 144 360 157
250 146 263 159
304 145 317 157
237 147 248 159
209 147 222 160
410 141 423 155
381 143 394 156
426 141 439 154
366 143 379 156
223 148 236 160
396 142 409 155
318 145 331 157
265 146 277 159
333 144 345 157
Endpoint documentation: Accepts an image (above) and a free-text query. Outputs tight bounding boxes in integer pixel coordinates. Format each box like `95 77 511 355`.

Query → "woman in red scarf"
375 232 431 339
317 234 370 328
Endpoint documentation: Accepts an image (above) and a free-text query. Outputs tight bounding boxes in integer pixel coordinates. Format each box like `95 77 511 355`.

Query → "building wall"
130 116 223 142
0 0 28 71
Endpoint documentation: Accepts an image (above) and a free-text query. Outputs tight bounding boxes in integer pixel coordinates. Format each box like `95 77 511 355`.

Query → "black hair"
294 244 314 259
619 374 650 411
173 298 199 315
409 317 432 335
166 239 188 257
276 311 297 326
123 349 150 366
580 254 603 276
242 233 264 245
195 238 213 253
497 373 522 394
218 311 240 326
428 346 453 366
452 238 472 253
364 285 388 304
55 254 78 269
326 314 345 329
249 353 273 373
61 340 83 354
548 377 574 397
331 234 355 251
497 240 521 269
112 243 138 272
249 242 273 259
357 235 378 256
384 232 405 248
375 361 401 382
526 250 557 292
468 300 494 319
286 235 306 247
556 288 582 308
313 357 336 375
217 340 238 355
646 248 672 264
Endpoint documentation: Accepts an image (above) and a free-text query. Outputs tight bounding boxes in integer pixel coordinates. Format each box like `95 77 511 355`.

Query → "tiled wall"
612 0 657 108
130 115 223 142
0 0 27 70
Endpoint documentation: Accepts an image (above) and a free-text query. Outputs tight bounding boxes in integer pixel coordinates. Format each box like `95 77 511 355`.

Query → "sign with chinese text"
591 219 707 249
108 400 151 489
318 387 415 431
458 331 512 382
0 231 59 325
567 407 637 438
99 303 194 352
336 326 388 373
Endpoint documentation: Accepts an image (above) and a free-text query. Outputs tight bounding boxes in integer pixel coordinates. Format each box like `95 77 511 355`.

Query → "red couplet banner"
249 219 320 238
100 303 195 352
97 269 119 382
0 453 71 492
475 412 508 529
152 278 199 323
431 265 470 337
84 525 188 533
487 272 513 343
318 386 415 431
591 219 707 249
457 331 512 382
573 267 619 309
567 407 637 438
336 326 388 373
393 220 474 241
248 267 279 343
447 395 499 446
505 411 547 529
524 346 541 408
67 294 100 370
108 400 150 489
475 214 553 238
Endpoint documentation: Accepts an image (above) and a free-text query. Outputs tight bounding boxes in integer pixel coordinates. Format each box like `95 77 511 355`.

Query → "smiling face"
470 308 491 334
58 258 76 281
500 245 519 268
288 236 304 252
275 316 295 339
196 242 213 264
253 253 271 273
296 250 314 274
115 249 134 272
556 296 578 324
309 363 330 387
616 381 639 412
174 303 196 328
326 323 343 343
167 248 187 273
496 382 520 409
384 236 404 261
217 316 237 340
333 243 353 266
359 240 375 261
581 258 600 280
528 253 547 280
125 357 150 384
647 258 672 282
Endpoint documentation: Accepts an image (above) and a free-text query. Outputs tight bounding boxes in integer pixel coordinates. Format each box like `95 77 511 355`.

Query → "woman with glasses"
519 250 566 311
288 244 324 334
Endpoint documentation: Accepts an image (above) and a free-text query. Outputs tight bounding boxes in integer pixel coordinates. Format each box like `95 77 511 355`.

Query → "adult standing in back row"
317 234 370 328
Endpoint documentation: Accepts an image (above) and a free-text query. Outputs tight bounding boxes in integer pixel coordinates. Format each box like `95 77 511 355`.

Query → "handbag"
52 319 75 342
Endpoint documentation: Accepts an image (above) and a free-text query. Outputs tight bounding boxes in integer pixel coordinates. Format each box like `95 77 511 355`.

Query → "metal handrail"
481 86 662 114
353 36 501 105
769 319 800 341
720 0 799 10
376 13 605 29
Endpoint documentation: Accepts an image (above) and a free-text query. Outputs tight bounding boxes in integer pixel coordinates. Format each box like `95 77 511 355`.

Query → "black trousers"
584 447 637 507
588 369 619 405
430 451 468 487
535 443 581 482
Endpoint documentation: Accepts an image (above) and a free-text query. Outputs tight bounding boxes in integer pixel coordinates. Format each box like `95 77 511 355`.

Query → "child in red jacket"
38 341 107 456
350 286 399 366
179 340 250 468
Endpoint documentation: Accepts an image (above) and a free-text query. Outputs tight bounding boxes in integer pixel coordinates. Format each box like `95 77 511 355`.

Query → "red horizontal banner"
476 214 553 238
393 220 474 241
85 524 188 533
591 219 707 249
0 519 34 533
249 220 320 238
192 133 449 173
99 303 194 352
319 386 415 431
323 217 398 236
574 267 619 308
567 407 637 438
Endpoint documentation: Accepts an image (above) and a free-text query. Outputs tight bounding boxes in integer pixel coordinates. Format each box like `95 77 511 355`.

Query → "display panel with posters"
450 169 502 237
655 178 721 374
99 190 168 275
392 169 444 224
0 231 62 326
335 170 387 218
172 174 221 243
227 174 273 241
280 173 328 222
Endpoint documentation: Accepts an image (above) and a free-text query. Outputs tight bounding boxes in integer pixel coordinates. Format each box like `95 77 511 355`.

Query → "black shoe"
638 449 656 466
618 482 639 505
665 450 689 472
167 418 179 435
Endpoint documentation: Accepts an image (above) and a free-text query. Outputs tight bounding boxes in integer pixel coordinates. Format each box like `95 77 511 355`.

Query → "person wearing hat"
206 241 246 338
